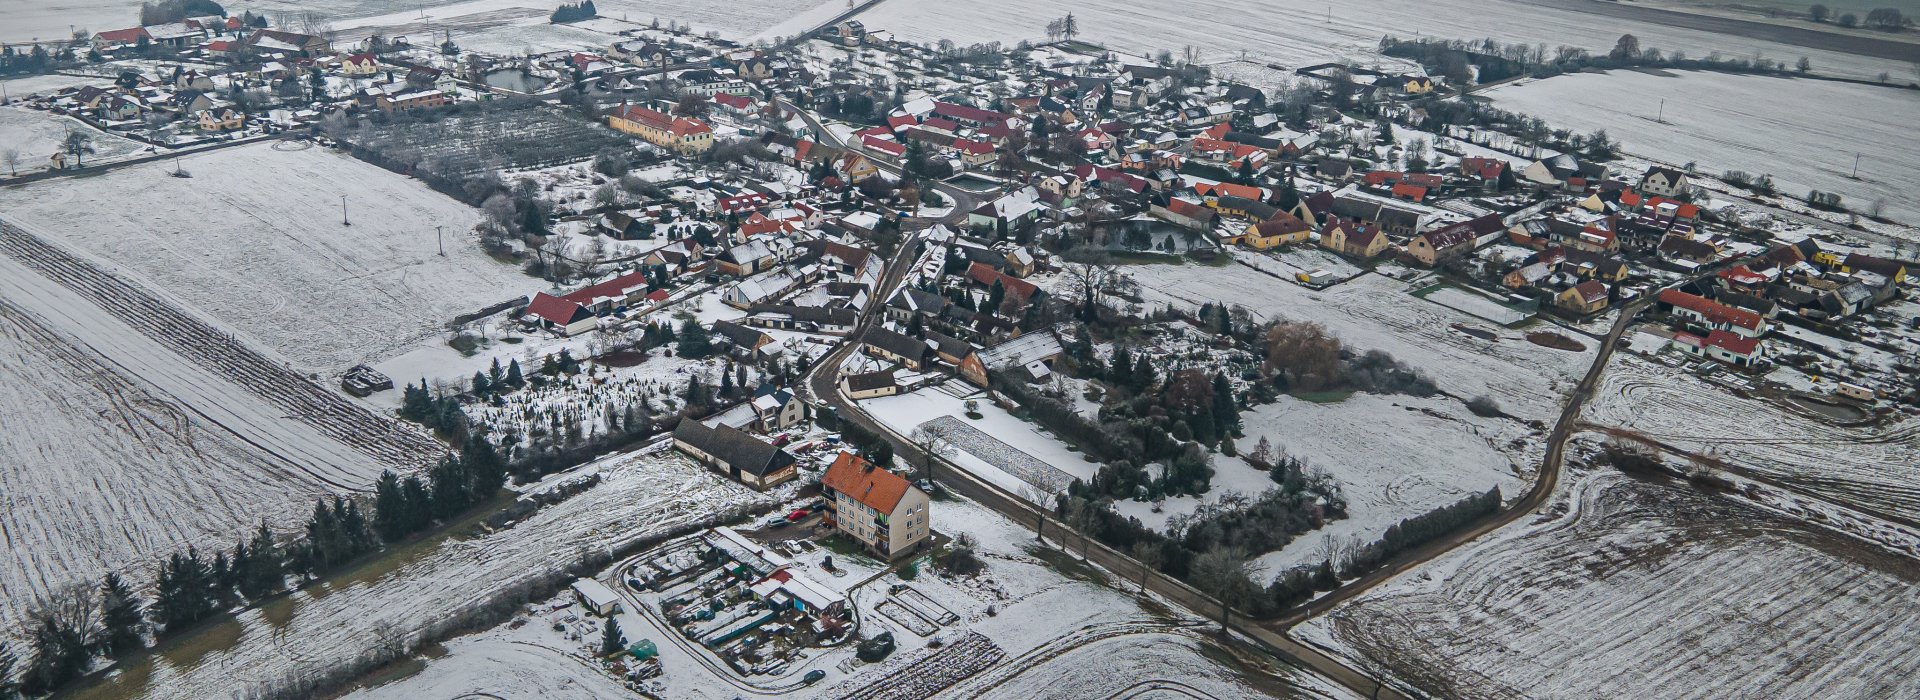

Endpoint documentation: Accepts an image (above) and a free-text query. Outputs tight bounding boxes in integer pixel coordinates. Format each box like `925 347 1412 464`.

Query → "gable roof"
822 451 916 513
525 292 592 326
1659 289 1763 330
674 420 795 477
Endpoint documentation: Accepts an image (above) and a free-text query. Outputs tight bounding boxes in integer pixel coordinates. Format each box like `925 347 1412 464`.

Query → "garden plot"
0 141 542 373
76 450 773 700
861 389 1098 497
342 105 636 182
1090 263 1593 423
1419 285 1530 326
467 345 762 452
0 106 146 169
857 0 1907 79
1586 353 1920 519
0 248 400 642
1298 466 1920 700
1482 70 1920 228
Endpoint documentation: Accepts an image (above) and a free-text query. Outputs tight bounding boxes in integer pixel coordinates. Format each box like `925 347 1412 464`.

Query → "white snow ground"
0 141 543 374
0 106 147 169
1298 464 1920 700
1482 70 1920 227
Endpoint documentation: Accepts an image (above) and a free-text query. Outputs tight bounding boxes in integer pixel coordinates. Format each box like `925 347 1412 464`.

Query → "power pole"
1656 98 1664 124
435 225 445 255
341 195 350 226
1851 152 1862 179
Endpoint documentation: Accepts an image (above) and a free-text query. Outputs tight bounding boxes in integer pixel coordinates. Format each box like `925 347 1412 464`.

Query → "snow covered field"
1587 353 1920 520
1230 394 1529 579
1483 70 1920 227
858 0 1910 79
1089 263 1594 422
0 141 543 374
0 250 391 643
71 451 772 700
1298 466 1920 700
0 106 146 170
861 387 1101 497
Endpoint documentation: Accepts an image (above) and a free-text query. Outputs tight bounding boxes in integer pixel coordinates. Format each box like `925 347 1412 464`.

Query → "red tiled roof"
1705 329 1760 356
96 28 151 43
862 134 905 157
886 113 917 131
932 101 1014 126
714 92 754 110
1391 183 1428 202
966 262 1039 302
610 105 711 137
563 269 651 306
821 452 913 513
1659 289 1762 331
1461 157 1505 180
1572 280 1609 304
1193 181 1263 201
525 292 590 325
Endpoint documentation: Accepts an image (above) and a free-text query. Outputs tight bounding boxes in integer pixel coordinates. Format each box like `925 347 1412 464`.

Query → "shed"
572 578 623 616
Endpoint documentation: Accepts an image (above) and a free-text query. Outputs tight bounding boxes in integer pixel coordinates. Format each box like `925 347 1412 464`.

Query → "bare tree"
2 148 20 177
1060 250 1119 317
1017 483 1054 541
1131 540 1163 594
908 423 956 484
1188 546 1263 634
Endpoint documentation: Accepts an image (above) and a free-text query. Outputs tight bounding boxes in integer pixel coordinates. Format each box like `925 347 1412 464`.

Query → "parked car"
802 670 826 685
785 508 811 522
763 515 789 528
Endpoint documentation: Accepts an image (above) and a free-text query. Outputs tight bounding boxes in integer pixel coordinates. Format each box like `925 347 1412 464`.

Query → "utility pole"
1851 152 1862 179
1656 98 1664 124
341 195 350 226
435 225 445 255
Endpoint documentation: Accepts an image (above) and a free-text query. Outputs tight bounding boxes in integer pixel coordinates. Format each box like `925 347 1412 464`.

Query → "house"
341 53 380 76
1151 198 1218 233
196 107 243 131
1459 157 1507 187
1658 234 1720 265
1407 220 1480 266
749 385 807 431
1670 329 1764 367
376 88 448 112
978 327 1064 382
713 320 775 357
863 327 934 370
672 419 798 490
243 29 330 55
1639 166 1690 198
965 262 1042 310
1320 218 1388 259
831 20 866 46
1556 280 1611 315
820 452 931 560
1659 289 1767 338
92 28 152 51
1240 211 1311 249
571 579 622 616
841 370 898 399
608 105 714 155
1837 253 1908 285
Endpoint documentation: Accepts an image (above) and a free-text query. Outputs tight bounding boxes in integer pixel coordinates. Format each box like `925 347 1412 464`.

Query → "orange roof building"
820 452 930 559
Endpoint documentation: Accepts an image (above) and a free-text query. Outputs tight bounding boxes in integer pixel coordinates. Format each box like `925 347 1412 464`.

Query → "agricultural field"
0 141 542 374
856 0 1911 79
1586 353 1920 520
346 498 1359 700
1297 464 1920 700
0 247 392 644
0 106 147 171
66 450 774 700
1098 262 1595 423
306 0 840 45
1481 70 1920 227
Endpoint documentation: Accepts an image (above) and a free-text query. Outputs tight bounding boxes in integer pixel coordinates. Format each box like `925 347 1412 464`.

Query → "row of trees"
1808 4 1909 29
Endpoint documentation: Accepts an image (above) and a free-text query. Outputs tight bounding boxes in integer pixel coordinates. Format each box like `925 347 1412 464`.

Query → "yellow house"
341 53 379 76
1404 76 1435 94
1321 218 1389 259
1242 212 1311 250
197 107 244 131
1556 280 1610 315
608 105 714 155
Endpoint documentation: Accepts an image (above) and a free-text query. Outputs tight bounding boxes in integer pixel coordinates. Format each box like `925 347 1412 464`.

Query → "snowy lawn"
1483 70 1920 226
1298 465 1920 700
861 388 1101 497
0 106 147 170
0 141 545 374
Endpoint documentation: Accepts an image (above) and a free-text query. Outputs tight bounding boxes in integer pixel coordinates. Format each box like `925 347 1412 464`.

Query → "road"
776 97 984 228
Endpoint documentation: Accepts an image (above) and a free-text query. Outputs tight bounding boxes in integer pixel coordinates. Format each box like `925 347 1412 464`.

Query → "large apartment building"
820 452 930 560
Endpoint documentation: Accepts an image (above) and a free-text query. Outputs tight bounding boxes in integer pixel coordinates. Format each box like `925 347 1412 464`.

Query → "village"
1 0 1918 698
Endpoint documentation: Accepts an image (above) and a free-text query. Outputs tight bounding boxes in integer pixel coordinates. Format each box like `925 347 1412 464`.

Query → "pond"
482 69 545 93
1787 394 1869 422
945 173 1001 192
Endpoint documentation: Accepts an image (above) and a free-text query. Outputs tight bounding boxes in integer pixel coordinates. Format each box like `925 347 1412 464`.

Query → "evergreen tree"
241 522 283 599
489 358 505 386
373 470 410 542
601 616 624 656
676 318 712 358
1131 354 1156 394
152 549 215 633
429 456 472 520
472 370 491 397
1109 346 1134 388
462 436 507 497
988 280 1007 312
720 365 735 398
505 358 525 388
1211 372 1241 435
400 382 434 421
905 313 924 337
99 573 146 654
402 476 433 532
208 551 238 610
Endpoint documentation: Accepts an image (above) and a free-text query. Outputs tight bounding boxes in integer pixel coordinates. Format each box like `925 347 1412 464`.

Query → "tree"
99 573 146 654
22 589 99 695
1809 3 1829 21
1865 7 1904 29
1188 547 1262 633
1060 13 1080 42
505 358 524 388
62 129 95 169
152 549 215 633
1263 321 1343 391
1609 33 1640 62
676 316 712 358
1796 56 1812 73
240 522 283 599
373 470 411 542
601 616 624 656
1131 540 1163 594
2 148 19 177
910 423 956 483
1061 250 1120 321
1839 12 1858 26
